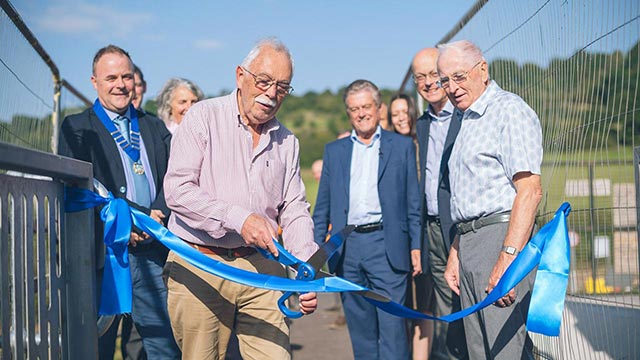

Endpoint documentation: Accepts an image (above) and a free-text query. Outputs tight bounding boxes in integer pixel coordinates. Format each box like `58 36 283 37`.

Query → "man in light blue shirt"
313 79 421 359
439 40 543 360
347 126 382 226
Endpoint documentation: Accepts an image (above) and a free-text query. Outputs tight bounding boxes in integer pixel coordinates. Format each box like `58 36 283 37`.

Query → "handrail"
0 142 92 181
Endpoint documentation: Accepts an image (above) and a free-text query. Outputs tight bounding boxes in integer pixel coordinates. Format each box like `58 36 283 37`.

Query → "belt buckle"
471 219 478 233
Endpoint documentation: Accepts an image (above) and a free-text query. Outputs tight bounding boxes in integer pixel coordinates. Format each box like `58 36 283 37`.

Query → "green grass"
541 161 634 215
301 168 319 215
543 146 635 163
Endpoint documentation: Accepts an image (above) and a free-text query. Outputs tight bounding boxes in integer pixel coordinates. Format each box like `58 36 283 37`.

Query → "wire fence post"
635 146 640 277
51 79 61 154
588 162 597 288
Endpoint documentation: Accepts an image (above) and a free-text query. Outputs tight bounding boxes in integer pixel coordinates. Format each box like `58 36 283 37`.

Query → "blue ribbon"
64 187 368 315
65 188 133 315
365 203 571 336
65 187 570 336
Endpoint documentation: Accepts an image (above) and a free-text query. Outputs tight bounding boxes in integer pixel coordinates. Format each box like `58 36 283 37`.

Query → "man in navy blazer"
58 45 179 359
313 79 421 359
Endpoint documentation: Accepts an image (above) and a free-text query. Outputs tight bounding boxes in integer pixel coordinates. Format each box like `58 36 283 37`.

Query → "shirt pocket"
260 155 286 203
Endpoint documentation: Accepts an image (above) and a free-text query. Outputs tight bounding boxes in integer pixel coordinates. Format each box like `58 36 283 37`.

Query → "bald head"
411 48 448 110
412 48 439 71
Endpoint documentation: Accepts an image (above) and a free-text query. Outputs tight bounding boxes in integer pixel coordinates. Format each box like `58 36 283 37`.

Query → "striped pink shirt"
164 90 318 261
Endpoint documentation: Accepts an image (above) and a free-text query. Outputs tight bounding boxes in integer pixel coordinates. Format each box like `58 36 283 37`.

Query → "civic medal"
133 161 145 175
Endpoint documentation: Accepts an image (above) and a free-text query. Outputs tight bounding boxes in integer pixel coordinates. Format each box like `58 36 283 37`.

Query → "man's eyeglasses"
242 67 294 95
437 61 483 89
412 71 439 84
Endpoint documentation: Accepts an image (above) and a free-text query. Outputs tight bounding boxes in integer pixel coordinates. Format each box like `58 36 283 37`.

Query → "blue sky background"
11 0 474 100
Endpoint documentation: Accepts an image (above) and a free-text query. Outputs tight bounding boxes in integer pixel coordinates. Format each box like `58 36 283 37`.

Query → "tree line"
1 41 637 164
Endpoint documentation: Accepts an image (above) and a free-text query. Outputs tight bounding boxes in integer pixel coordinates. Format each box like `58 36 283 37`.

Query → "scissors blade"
315 269 336 279
313 270 393 303
304 225 355 276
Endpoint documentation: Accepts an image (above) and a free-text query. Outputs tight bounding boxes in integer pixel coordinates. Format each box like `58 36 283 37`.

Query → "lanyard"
93 99 141 162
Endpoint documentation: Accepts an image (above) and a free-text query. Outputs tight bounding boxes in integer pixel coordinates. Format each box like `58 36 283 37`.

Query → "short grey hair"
343 79 381 107
240 37 295 74
437 40 486 69
156 78 204 123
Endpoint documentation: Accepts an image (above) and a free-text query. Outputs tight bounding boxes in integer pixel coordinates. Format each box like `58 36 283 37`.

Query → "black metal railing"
0 142 96 359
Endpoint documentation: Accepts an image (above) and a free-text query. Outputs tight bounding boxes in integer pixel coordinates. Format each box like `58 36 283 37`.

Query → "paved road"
290 292 353 360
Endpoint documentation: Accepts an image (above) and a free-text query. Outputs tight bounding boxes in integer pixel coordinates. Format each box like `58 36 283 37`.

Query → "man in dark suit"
58 45 180 359
313 79 421 359
413 48 466 359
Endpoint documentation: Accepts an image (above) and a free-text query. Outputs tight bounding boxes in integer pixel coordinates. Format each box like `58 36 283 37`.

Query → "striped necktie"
112 115 151 208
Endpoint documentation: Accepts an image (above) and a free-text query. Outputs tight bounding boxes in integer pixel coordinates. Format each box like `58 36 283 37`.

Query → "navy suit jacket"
312 130 421 273
415 107 462 267
58 106 172 265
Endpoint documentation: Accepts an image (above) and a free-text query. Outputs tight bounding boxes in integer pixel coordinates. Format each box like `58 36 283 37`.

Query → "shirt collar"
465 80 499 117
350 125 382 147
427 100 454 121
103 106 131 121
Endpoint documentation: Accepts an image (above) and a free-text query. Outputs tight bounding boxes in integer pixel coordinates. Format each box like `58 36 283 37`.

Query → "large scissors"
257 225 356 318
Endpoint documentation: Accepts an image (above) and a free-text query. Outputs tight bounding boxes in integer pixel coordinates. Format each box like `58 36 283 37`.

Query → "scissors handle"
277 262 316 318
278 291 304 319
256 238 301 266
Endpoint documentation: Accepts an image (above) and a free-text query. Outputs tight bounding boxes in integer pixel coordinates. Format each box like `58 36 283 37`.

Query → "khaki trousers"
164 250 290 360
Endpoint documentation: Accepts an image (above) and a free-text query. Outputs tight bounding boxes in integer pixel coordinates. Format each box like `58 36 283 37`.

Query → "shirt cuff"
226 205 252 235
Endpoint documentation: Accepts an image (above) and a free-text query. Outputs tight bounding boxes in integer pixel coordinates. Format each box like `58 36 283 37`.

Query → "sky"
10 0 475 100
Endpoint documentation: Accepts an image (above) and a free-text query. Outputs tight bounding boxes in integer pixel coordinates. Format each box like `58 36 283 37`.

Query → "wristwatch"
501 245 519 256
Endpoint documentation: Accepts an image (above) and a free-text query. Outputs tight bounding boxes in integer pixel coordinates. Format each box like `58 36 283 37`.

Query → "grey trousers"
426 219 467 360
458 222 535 360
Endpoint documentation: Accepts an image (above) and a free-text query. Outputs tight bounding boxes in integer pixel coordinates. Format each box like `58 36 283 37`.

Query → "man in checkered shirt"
439 40 543 360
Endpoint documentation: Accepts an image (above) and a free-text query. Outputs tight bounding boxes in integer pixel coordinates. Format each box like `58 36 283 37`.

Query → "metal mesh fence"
0 6 55 152
434 0 639 358
0 1 90 155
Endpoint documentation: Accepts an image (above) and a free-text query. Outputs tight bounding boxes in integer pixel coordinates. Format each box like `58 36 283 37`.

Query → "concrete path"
290 292 354 360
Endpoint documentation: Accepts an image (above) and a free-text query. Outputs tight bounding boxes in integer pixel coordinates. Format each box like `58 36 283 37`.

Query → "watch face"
503 246 517 255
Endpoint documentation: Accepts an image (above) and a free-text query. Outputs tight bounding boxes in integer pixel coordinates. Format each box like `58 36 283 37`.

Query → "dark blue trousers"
129 242 180 359
338 230 410 360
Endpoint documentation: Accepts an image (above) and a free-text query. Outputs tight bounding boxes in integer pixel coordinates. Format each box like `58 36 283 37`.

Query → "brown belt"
188 242 256 258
